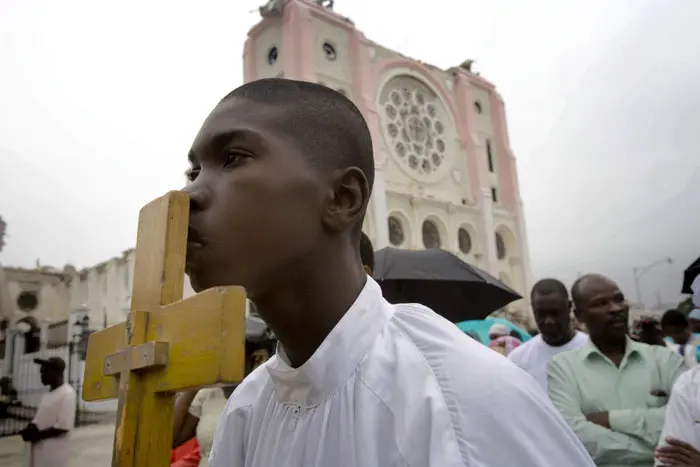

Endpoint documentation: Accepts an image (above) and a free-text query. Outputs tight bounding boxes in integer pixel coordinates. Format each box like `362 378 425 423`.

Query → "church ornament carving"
258 0 286 18
378 76 453 181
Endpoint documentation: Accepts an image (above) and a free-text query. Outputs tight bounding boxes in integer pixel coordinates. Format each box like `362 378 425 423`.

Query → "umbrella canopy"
373 247 522 322
456 318 531 345
682 256 700 294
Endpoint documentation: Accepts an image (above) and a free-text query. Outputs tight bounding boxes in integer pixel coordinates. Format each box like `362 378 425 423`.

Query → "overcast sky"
1 0 698 307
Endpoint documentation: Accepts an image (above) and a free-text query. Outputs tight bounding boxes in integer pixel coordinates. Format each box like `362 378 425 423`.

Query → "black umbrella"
682 256 700 294
373 247 522 322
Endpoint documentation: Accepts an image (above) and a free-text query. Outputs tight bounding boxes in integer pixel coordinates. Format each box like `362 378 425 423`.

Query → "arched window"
388 216 405 246
422 220 441 249
495 233 507 260
458 228 472 254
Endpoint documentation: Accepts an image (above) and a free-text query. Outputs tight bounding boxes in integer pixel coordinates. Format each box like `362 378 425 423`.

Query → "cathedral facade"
244 0 533 310
0 1 534 355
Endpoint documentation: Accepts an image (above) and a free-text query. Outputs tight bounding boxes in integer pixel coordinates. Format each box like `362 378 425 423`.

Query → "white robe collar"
266 277 391 407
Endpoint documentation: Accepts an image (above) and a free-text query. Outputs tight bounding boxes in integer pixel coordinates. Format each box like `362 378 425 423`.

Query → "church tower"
243 0 533 314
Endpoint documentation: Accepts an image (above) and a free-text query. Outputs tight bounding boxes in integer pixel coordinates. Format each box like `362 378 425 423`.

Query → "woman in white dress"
172 345 273 466
173 386 236 467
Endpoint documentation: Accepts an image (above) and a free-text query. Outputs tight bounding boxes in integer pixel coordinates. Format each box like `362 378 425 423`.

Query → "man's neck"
591 336 627 361
542 331 577 348
49 381 63 391
252 246 367 368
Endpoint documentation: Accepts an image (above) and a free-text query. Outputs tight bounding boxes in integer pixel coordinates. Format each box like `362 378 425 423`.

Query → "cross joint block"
103 341 169 377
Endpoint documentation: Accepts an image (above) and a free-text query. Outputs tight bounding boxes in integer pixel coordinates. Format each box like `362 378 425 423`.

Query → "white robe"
209 278 594 467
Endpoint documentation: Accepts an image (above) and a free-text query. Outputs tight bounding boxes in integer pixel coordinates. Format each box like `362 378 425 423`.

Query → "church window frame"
17 291 39 312
322 42 338 61
387 215 406 247
267 46 279 65
486 139 495 173
457 227 473 255
376 70 457 183
422 219 442 249
495 232 507 260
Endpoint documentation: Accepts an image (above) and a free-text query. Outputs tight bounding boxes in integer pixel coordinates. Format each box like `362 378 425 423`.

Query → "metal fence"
0 332 112 437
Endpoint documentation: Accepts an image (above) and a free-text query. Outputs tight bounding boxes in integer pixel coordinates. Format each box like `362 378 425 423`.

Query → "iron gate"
0 331 110 437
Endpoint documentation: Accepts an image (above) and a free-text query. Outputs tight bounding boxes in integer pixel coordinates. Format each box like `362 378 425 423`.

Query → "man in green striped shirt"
548 274 686 467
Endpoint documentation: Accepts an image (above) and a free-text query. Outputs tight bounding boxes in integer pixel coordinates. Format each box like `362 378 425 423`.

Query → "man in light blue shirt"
548 274 686 467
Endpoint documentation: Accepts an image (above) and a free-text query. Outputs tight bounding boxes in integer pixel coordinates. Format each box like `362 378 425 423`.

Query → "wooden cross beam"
82 191 247 466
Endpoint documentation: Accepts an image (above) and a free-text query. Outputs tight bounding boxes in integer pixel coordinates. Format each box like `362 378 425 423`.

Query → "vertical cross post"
82 191 247 466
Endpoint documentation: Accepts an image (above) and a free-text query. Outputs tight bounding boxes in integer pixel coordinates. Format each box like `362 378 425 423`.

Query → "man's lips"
609 318 627 328
187 227 205 248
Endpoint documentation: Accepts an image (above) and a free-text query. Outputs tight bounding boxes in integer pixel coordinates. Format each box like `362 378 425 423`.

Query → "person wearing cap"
488 323 521 356
19 357 76 467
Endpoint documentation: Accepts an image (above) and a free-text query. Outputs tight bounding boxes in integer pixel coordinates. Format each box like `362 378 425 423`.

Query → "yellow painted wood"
82 191 247 467
102 341 170 377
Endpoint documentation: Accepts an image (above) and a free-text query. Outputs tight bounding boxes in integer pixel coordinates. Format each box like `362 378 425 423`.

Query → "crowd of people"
166 269 700 467
505 275 700 467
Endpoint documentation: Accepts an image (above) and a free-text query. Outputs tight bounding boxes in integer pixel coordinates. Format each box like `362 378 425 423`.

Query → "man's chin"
186 267 246 294
187 273 208 294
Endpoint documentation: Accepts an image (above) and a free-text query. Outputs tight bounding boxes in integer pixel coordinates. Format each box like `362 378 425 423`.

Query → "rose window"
379 76 453 179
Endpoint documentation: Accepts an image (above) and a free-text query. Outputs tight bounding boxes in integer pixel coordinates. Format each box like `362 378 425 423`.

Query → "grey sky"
1 0 698 307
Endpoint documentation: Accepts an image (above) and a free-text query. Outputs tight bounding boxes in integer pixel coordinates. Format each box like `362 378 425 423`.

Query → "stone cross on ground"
82 191 247 466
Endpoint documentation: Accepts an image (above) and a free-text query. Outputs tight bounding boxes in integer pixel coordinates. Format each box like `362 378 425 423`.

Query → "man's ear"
321 167 369 233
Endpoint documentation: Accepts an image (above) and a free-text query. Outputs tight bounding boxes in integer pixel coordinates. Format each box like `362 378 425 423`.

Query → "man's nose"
181 181 206 213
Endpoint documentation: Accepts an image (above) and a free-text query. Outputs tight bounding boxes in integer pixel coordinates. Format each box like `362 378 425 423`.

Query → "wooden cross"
82 191 247 466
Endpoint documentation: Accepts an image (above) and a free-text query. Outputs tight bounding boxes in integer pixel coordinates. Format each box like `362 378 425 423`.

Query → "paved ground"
0 421 115 467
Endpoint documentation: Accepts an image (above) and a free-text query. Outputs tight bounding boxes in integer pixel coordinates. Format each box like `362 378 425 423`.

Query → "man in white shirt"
183 78 595 467
508 279 588 390
655 366 700 466
19 357 77 467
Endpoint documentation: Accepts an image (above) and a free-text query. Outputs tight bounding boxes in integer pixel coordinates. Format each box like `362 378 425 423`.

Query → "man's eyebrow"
189 128 268 162
213 129 266 147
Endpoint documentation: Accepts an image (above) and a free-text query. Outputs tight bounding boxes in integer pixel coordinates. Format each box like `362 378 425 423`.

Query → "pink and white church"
243 0 534 316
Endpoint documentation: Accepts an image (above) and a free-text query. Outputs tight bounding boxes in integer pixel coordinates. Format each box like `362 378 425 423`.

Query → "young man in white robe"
183 78 595 467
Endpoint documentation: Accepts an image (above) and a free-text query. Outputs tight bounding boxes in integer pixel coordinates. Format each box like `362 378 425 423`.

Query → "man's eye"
185 168 200 181
224 150 251 167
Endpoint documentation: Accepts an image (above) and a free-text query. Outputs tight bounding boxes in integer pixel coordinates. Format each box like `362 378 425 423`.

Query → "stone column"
515 198 534 307
282 1 316 82
479 187 499 276
371 166 389 248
